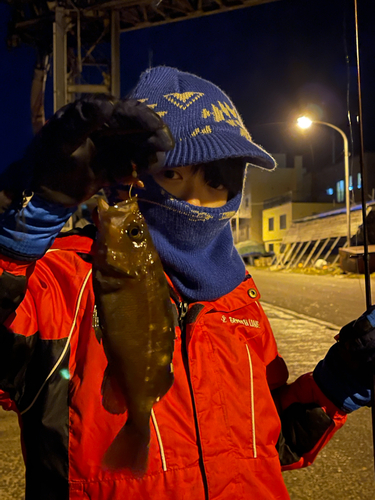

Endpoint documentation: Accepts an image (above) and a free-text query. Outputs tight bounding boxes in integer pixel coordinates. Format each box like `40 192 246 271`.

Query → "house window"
268 243 274 252
280 214 287 230
268 217 274 231
336 180 345 203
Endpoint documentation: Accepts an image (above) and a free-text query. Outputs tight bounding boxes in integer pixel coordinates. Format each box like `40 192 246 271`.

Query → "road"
250 267 374 325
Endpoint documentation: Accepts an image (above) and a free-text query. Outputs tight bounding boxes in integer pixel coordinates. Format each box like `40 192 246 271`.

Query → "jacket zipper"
175 297 210 500
178 300 189 324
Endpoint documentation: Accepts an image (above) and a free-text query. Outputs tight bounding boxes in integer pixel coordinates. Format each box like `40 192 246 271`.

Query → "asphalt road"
0 410 24 500
249 267 375 326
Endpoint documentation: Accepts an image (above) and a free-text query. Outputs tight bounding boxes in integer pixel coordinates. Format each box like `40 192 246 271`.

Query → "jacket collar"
167 272 261 313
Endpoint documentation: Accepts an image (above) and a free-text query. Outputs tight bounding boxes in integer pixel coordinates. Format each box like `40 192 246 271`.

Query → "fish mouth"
112 194 139 208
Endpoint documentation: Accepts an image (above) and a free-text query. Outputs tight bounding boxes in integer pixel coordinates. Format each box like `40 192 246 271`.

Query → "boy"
0 66 373 500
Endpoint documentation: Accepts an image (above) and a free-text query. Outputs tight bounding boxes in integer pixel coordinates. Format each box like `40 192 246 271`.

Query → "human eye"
162 169 181 180
206 179 226 190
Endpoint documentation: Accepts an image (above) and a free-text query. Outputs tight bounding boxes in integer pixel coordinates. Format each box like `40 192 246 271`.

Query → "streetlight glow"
297 116 313 129
296 116 351 247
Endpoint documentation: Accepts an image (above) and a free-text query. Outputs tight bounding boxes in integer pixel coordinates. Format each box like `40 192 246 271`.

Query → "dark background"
1 0 374 173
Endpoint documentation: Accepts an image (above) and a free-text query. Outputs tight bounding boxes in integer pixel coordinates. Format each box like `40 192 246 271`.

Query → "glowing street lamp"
297 116 351 247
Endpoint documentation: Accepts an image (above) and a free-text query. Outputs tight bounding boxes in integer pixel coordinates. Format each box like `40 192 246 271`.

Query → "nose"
178 173 205 206
182 183 203 206
185 196 201 206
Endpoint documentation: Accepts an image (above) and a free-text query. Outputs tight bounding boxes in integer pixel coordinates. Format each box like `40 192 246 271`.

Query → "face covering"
131 175 246 302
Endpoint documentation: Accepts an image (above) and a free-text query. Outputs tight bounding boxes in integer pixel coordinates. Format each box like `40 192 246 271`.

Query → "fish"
92 195 175 474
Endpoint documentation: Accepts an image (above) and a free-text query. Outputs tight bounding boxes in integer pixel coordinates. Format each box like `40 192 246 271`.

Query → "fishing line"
353 0 372 307
342 0 365 285
342 1 355 206
353 0 374 475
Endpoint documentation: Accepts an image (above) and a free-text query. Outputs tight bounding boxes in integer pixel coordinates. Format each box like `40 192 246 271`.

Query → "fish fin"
101 368 127 414
102 419 150 476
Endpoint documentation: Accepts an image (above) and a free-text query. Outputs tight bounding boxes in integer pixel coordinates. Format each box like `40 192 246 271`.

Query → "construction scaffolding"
4 0 279 118
272 203 375 271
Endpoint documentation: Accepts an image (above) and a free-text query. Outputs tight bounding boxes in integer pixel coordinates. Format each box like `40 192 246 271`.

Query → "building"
233 150 375 267
233 153 312 244
233 153 341 246
262 195 339 254
313 152 375 205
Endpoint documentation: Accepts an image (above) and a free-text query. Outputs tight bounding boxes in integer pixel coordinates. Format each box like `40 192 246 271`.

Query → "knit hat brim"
165 125 276 170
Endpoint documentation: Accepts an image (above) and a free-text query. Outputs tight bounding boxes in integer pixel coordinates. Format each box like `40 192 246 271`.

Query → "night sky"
0 0 374 173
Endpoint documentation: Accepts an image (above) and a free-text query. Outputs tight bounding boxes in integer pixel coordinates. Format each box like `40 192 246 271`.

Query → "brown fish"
92 196 175 474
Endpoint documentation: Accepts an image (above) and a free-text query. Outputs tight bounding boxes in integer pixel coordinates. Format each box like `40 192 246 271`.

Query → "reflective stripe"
21 269 92 415
151 408 167 471
245 344 257 458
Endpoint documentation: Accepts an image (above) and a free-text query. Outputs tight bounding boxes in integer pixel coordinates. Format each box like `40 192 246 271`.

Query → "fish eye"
126 222 144 241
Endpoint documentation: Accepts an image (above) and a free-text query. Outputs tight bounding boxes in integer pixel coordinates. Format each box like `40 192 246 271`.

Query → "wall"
262 202 292 253
245 154 311 244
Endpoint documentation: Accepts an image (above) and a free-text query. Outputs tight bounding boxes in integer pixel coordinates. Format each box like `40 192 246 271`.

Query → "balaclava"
126 66 276 302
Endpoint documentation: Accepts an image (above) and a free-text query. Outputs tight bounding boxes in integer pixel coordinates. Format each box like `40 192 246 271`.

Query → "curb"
260 301 341 331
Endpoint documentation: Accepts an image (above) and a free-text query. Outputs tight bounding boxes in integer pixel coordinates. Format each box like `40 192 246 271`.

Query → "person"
0 66 374 500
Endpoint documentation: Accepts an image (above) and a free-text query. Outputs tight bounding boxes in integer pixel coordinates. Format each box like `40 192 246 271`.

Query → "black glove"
313 306 375 412
337 305 375 383
0 95 174 210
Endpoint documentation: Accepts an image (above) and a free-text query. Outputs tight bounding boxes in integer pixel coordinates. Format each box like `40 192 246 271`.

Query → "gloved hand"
337 305 375 381
313 306 375 413
0 95 174 210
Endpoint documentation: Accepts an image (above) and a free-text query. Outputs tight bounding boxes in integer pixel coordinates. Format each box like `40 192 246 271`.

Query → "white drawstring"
245 344 257 458
151 408 167 471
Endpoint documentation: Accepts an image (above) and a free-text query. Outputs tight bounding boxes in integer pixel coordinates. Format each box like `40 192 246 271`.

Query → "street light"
297 116 351 247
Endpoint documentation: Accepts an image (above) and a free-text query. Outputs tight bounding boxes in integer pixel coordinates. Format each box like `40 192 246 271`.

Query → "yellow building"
262 200 342 254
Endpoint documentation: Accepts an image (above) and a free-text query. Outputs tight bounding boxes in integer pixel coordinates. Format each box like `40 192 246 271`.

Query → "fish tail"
102 418 151 475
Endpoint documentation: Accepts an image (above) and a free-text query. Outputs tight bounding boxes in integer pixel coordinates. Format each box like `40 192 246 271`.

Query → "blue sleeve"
0 195 76 261
313 342 372 413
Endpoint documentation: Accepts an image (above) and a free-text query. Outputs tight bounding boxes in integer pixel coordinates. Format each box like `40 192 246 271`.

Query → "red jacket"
0 231 347 500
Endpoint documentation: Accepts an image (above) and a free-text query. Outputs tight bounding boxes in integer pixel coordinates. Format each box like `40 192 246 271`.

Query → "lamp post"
297 116 351 248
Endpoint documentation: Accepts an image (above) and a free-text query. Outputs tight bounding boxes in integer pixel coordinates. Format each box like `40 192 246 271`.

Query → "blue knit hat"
128 66 276 170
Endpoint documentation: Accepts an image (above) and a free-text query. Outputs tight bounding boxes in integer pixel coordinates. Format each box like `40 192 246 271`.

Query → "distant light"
357 172 362 189
326 188 334 195
297 116 313 129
